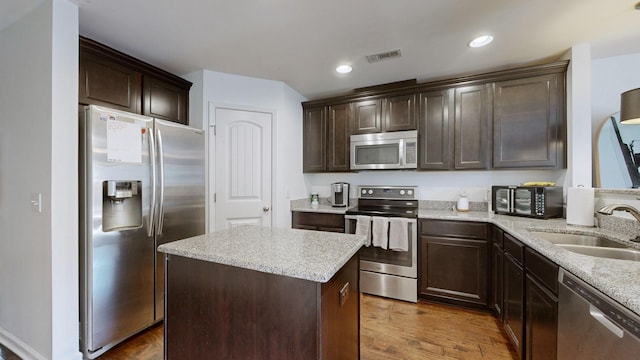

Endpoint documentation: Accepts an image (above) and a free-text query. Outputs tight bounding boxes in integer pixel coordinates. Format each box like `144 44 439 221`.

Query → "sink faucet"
597 204 640 242
597 204 640 221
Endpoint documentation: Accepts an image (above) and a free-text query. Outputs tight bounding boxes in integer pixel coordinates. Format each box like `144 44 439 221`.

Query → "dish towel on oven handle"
388 217 409 251
371 217 389 249
355 215 372 246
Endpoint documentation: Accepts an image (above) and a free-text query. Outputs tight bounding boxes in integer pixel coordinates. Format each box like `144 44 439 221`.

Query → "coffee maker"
329 182 350 207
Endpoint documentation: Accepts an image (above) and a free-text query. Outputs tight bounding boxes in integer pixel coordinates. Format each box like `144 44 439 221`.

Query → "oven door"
492 186 512 214
345 216 417 278
514 187 535 216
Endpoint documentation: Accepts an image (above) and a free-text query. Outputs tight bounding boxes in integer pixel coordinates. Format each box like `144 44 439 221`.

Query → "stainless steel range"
345 185 418 303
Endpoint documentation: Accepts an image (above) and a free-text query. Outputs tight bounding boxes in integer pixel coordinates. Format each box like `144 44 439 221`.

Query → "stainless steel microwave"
350 130 417 170
492 185 563 219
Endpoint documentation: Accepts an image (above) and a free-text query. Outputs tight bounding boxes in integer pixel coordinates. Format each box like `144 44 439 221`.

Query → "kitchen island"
157 226 366 360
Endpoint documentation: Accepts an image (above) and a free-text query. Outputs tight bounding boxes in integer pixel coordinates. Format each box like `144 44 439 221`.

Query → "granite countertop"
157 226 366 283
290 198 354 214
418 209 640 316
291 203 354 214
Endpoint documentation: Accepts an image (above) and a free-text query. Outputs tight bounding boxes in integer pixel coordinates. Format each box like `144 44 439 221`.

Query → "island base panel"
164 253 359 360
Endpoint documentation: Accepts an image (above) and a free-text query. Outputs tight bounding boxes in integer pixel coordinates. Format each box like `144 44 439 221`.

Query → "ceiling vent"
366 49 402 63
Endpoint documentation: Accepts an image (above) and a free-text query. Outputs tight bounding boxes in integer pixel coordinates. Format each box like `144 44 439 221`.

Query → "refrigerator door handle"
148 129 157 237
157 128 165 235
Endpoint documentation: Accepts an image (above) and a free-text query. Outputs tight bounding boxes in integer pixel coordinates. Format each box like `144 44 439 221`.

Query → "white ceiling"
2 0 640 99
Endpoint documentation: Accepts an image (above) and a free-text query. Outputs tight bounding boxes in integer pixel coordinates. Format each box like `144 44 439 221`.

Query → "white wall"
565 45 593 187
183 70 308 229
0 0 80 359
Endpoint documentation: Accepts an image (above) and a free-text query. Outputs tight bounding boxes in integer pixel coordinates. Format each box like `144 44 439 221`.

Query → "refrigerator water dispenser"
102 180 142 232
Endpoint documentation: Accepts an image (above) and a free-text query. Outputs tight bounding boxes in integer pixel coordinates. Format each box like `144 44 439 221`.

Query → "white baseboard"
0 326 47 360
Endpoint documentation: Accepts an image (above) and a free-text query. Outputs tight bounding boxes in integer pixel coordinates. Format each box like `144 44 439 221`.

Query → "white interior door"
214 107 272 230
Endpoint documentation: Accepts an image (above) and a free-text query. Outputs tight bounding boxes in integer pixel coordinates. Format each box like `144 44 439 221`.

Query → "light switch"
30 192 42 213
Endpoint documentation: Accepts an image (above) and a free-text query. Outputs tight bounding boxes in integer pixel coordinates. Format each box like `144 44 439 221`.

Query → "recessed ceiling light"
336 65 352 74
469 35 494 48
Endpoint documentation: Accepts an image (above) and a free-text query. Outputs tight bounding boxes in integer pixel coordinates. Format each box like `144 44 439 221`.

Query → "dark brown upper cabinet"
79 50 142 114
418 89 454 170
327 103 352 172
353 99 382 134
301 60 568 173
302 104 352 173
492 73 565 169
303 106 327 172
143 76 189 124
454 84 491 170
352 95 417 134
383 94 417 132
79 36 192 125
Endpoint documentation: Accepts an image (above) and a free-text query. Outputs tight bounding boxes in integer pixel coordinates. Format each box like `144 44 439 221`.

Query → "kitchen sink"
529 231 627 248
530 230 640 261
555 245 640 261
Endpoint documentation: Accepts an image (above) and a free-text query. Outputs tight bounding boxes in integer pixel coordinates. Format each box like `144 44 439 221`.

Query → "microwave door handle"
509 188 515 213
399 139 405 166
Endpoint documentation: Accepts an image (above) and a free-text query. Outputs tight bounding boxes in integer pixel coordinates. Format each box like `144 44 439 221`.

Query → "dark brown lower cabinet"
164 253 359 360
525 274 558 360
491 241 504 319
291 211 345 233
419 220 488 308
525 248 558 360
503 251 524 359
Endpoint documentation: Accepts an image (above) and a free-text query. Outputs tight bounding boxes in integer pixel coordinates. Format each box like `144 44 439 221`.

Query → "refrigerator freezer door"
80 105 156 357
153 119 205 319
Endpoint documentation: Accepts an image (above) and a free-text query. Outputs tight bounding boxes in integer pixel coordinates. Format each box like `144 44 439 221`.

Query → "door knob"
263 206 270 212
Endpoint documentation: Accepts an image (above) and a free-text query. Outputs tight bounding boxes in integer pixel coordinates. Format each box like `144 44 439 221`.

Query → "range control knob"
361 189 367 195
368 189 374 195
400 190 406 195
408 190 413 195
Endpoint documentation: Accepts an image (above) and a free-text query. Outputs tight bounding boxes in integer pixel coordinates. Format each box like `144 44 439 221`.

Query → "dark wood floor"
360 295 517 359
0 294 517 360
0 343 20 360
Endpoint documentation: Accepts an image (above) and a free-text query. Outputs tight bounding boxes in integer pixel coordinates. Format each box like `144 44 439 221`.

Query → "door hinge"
211 125 216 135
214 193 216 202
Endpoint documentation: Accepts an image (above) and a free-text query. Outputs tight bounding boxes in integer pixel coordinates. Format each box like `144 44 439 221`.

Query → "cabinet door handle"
339 282 350 307
263 206 270 212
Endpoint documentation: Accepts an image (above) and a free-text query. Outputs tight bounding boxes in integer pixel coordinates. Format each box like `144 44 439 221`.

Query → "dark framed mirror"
594 112 640 188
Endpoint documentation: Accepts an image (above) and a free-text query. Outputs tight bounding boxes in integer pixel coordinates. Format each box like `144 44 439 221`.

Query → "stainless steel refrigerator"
79 105 205 359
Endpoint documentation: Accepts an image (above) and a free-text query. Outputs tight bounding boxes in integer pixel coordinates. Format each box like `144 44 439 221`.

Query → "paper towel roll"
566 187 595 226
